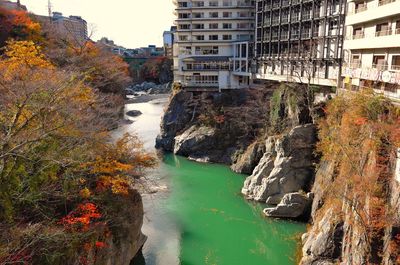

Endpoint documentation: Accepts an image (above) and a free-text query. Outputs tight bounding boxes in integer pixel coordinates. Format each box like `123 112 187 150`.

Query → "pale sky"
14 0 174 48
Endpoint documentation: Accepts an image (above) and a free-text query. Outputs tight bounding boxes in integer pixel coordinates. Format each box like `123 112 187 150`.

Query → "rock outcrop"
264 192 312 219
173 125 217 159
94 189 146 265
242 124 317 205
156 89 271 164
231 141 266 174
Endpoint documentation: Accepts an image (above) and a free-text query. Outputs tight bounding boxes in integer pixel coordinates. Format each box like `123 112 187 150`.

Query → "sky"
13 0 175 48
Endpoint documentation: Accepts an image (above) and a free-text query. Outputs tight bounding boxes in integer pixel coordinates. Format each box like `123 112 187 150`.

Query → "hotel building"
253 0 347 87
173 0 255 90
342 0 400 101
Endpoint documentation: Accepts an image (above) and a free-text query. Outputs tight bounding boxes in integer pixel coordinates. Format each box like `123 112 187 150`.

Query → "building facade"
342 0 400 100
163 26 177 58
253 0 346 87
173 0 255 90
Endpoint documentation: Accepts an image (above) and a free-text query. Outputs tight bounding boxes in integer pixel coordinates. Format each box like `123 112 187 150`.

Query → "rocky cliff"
300 92 400 265
157 83 400 264
156 87 272 164
95 189 147 265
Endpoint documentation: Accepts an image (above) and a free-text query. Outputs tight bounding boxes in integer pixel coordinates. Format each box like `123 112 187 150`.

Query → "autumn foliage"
0 15 155 265
317 90 400 264
0 7 41 47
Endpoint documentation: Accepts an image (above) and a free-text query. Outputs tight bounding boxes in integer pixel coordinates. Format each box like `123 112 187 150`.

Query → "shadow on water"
131 249 146 265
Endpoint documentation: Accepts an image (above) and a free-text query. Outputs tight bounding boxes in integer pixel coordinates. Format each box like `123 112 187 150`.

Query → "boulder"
173 126 217 157
126 110 142 117
263 192 312 219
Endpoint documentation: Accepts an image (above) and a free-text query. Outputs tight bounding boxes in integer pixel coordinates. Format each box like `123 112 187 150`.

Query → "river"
113 96 306 265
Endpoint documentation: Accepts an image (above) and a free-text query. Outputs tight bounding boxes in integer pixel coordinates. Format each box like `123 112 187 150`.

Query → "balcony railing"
355 5 367 13
348 32 365 39
375 29 392 37
378 0 396 6
372 63 388 70
281 33 289 39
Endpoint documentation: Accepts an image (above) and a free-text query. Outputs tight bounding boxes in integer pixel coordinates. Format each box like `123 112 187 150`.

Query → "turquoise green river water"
114 97 306 265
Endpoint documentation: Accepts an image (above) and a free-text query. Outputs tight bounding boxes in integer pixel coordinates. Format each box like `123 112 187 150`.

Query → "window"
351 54 361 67
193 12 204 18
209 35 219 40
223 12 232 18
353 27 363 39
209 1 218 6
376 22 390 36
193 24 204 29
178 2 188 7
396 20 400 34
223 1 233 6
355 2 367 13
194 35 205 41
238 11 249 18
373 55 387 70
178 13 190 19
209 12 219 18
193 1 204 7
391 55 400 70
223 23 232 29
179 24 191 30
209 23 218 29
179 35 189 41
223 35 232 40
195 46 219 55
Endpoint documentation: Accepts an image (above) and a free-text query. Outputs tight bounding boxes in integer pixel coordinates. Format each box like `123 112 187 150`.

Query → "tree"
0 40 156 264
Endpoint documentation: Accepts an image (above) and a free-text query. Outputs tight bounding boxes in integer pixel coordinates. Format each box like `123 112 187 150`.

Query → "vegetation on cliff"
302 91 400 264
0 8 155 265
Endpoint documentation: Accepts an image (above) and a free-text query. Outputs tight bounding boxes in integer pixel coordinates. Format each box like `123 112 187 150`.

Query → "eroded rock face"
300 209 344 265
94 189 146 265
173 126 217 158
155 91 193 151
242 124 317 205
264 192 312 219
231 141 266 174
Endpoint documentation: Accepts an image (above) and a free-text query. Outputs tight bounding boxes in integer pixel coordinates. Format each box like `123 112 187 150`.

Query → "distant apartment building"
164 26 177 58
253 0 346 87
51 12 88 44
173 0 256 90
35 12 88 45
342 0 400 100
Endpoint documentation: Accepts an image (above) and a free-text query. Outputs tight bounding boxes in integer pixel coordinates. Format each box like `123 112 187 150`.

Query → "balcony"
281 32 289 40
372 63 388 70
281 16 289 23
378 0 396 6
344 29 400 49
346 0 400 26
302 13 312 20
301 31 312 39
354 5 367 13
346 32 364 40
375 29 392 37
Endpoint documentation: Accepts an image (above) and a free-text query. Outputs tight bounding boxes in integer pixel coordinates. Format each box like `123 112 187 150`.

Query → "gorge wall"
157 82 400 264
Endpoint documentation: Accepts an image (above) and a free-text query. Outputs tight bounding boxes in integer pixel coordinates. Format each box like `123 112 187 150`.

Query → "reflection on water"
114 96 305 265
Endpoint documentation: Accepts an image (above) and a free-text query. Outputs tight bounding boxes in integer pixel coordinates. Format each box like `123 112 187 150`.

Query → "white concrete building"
173 0 255 90
342 0 400 101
